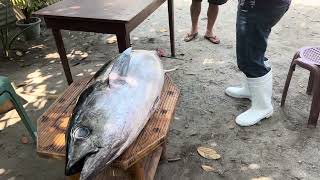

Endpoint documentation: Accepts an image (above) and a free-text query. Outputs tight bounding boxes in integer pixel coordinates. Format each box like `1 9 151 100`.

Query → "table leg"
116 28 131 53
168 0 175 57
52 29 73 85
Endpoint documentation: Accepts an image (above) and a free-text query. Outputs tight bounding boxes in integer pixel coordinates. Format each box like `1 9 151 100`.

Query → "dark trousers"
236 3 290 78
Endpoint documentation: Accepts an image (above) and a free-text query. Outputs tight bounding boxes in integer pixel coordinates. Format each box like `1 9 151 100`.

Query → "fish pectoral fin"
110 47 132 77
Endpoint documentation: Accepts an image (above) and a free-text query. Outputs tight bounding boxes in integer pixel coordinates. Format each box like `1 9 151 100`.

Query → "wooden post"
130 161 145 180
160 140 168 162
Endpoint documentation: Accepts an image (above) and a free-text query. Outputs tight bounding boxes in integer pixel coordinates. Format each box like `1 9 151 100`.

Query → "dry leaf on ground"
107 36 117 44
20 135 29 144
201 165 215 172
197 147 221 160
159 28 168 32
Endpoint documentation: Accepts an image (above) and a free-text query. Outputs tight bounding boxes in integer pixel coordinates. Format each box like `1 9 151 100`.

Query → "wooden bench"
37 74 180 180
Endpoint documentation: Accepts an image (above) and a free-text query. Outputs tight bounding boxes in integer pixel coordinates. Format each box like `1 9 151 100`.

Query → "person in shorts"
184 0 228 44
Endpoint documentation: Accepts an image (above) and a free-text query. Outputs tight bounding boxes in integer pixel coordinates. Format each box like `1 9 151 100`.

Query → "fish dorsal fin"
110 47 132 77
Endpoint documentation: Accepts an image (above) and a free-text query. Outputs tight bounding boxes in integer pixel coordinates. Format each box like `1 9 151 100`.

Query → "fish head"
65 105 127 180
79 141 122 180
65 125 98 175
65 107 107 176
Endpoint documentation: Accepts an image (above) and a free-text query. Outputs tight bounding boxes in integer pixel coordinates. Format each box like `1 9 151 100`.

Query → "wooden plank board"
37 76 92 160
37 74 180 169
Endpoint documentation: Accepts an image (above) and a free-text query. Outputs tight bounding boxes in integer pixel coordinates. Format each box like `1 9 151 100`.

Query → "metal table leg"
168 0 175 57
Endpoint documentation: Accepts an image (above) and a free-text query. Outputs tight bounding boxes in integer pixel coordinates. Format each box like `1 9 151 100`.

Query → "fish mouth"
65 152 97 176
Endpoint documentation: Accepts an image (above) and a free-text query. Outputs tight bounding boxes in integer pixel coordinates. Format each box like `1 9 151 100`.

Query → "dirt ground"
1 0 320 179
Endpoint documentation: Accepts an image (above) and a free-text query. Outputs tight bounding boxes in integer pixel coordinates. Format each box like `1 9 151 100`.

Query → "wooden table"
37 74 180 179
34 0 175 85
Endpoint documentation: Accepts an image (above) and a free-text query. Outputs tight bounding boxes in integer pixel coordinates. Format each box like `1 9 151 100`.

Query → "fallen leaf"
16 51 23 56
107 36 117 44
227 121 236 129
80 52 89 59
156 48 167 57
248 163 260 170
159 28 168 33
20 135 29 144
197 147 221 160
201 165 215 172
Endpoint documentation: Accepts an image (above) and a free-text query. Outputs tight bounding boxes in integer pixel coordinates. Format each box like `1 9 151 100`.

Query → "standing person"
225 0 291 126
184 0 228 44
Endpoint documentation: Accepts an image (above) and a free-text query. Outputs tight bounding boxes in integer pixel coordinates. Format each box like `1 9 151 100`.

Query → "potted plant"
10 0 44 41
0 0 26 57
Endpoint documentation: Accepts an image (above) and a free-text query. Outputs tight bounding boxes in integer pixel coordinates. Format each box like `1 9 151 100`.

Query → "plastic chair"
281 47 320 126
0 76 37 141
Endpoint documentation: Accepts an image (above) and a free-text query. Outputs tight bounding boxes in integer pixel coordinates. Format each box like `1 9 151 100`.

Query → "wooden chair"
281 47 320 126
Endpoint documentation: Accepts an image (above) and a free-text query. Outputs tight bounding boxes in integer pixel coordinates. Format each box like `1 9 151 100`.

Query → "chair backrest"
299 47 320 65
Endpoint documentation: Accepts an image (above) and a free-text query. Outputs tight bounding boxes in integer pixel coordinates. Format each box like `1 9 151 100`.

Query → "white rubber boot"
235 70 273 126
225 60 270 100
225 75 251 99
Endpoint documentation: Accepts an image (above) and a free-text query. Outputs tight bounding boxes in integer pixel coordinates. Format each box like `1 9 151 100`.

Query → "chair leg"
307 72 314 95
308 71 320 127
281 61 297 107
6 85 37 142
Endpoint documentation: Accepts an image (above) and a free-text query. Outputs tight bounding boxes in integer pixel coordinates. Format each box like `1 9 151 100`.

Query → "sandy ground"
1 0 320 179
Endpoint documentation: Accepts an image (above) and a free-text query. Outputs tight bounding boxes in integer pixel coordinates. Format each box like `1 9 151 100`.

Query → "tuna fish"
65 48 164 180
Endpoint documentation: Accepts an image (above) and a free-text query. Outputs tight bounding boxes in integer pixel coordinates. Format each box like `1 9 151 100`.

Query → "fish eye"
73 126 91 139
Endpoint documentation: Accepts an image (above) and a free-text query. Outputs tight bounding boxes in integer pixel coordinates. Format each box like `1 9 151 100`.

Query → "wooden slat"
37 74 180 170
37 76 92 159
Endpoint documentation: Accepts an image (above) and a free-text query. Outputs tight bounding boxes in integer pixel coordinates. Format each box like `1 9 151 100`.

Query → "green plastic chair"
0 76 37 142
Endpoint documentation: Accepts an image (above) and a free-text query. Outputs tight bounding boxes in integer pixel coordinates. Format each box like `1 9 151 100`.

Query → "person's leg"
205 3 219 42
184 0 201 42
204 0 228 44
190 0 202 34
237 6 290 78
230 4 290 126
236 8 269 78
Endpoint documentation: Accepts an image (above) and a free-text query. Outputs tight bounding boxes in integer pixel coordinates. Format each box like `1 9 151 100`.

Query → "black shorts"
196 0 228 5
